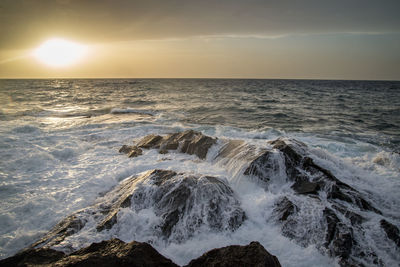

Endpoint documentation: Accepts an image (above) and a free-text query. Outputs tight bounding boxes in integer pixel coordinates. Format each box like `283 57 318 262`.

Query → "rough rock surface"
212 136 386 266
0 239 282 267
29 169 245 249
0 238 178 267
185 241 281 267
380 219 400 247
122 130 217 159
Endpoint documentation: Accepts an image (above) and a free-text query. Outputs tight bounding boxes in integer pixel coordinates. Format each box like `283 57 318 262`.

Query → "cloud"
1 0 400 49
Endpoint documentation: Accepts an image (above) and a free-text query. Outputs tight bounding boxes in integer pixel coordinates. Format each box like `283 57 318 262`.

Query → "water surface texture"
0 79 399 266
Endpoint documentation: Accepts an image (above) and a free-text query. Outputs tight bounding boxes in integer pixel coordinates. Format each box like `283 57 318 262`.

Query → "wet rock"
323 208 353 261
123 130 217 159
380 219 400 247
0 239 178 267
332 204 364 226
185 241 281 267
30 213 87 249
28 169 245 249
291 180 320 195
273 196 299 222
136 134 163 149
243 151 274 184
119 144 134 154
119 145 143 158
132 170 246 240
0 247 65 267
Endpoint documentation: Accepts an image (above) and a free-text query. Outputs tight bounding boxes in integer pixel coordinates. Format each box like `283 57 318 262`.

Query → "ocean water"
0 79 399 266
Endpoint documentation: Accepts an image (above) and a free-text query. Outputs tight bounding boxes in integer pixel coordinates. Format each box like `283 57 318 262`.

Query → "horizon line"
0 77 399 82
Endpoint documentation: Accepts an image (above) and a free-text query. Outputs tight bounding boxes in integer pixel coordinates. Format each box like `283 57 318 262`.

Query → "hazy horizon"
1 0 400 80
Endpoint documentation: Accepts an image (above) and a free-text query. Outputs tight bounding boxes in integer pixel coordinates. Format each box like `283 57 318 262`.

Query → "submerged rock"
1 239 282 267
29 169 245 250
185 241 281 267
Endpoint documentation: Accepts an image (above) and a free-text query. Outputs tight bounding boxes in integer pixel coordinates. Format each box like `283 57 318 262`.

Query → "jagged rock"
273 197 299 222
332 204 364 226
1 239 284 267
291 180 320 195
119 145 143 158
130 170 246 240
380 219 400 247
137 134 163 149
28 169 245 249
122 130 217 160
323 208 353 261
185 241 281 267
0 239 178 267
0 247 65 267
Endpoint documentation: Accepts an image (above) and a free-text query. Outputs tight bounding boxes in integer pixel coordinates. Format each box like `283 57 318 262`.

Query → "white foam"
0 122 399 266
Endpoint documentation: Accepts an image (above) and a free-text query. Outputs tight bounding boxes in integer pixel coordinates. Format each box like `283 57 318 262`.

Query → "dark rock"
332 204 364 226
28 169 245 249
30 213 87 250
273 197 299 222
119 145 143 158
291 180 320 195
185 241 281 267
215 140 245 159
323 208 353 261
244 151 274 184
119 144 134 154
0 247 65 267
0 239 178 267
128 130 217 160
380 219 400 247
136 134 163 149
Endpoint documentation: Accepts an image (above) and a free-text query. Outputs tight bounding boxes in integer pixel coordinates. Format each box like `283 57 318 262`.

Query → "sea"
0 79 399 266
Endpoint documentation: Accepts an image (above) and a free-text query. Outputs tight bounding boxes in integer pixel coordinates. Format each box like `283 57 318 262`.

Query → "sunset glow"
32 39 87 67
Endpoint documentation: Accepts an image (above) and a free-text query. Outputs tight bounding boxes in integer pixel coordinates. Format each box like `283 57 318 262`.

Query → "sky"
0 0 399 80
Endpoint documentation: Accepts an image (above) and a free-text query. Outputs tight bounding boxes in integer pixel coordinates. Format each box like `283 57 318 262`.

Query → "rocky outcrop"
128 130 217 159
20 130 397 267
29 169 245 249
0 238 178 267
1 239 282 267
120 131 392 266
185 241 281 267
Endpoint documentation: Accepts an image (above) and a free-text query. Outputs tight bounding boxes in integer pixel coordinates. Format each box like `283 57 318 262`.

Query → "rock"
119 145 143 158
273 196 299 222
380 219 400 247
291 180 320 195
28 169 245 249
323 208 353 261
185 241 281 267
136 134 163 149
119 144 134 154
0 239 178 267
131 170 246 240
0 247 65 267
1 239 284 267
123 130 217 160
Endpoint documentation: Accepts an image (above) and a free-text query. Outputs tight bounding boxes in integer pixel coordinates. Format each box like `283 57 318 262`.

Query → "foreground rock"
30 169 245 249
0 238 177 267
121 131 394 266
1 239 281 267
185 241 281 267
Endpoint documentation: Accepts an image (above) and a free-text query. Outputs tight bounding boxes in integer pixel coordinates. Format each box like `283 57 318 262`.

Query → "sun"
33 38 88 67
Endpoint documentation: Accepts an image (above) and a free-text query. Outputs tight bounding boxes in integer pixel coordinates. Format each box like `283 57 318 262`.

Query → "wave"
110 108 156 116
